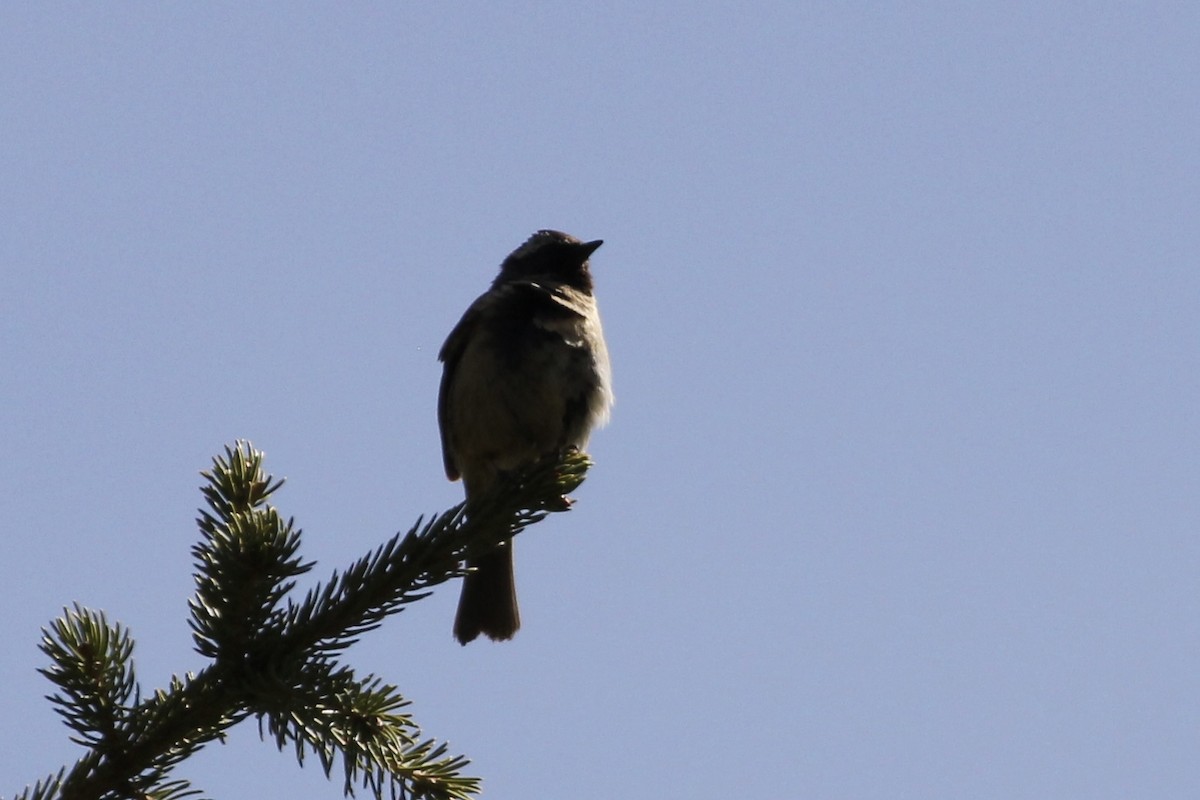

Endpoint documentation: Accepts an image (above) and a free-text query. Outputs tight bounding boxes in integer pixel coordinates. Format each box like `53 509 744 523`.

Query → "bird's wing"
437 295 487 481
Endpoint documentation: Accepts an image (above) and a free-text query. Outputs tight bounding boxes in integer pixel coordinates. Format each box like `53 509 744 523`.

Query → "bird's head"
495 230 603 291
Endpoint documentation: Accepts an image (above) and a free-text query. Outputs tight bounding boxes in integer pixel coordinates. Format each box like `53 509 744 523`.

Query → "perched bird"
438 230 613 644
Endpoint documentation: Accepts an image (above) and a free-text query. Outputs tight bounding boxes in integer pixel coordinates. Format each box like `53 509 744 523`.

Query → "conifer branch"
10 441 590 800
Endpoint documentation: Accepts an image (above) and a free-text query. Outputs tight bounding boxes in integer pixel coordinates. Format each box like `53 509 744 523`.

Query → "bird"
437 230 613 644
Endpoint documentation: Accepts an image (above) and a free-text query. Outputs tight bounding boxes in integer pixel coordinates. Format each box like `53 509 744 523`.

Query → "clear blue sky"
3 4 1197 798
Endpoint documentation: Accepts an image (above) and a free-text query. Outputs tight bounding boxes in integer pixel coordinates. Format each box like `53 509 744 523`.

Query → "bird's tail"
454 541 520 644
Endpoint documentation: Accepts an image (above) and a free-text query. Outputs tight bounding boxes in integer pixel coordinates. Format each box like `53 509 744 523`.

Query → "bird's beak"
579 239 604 257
